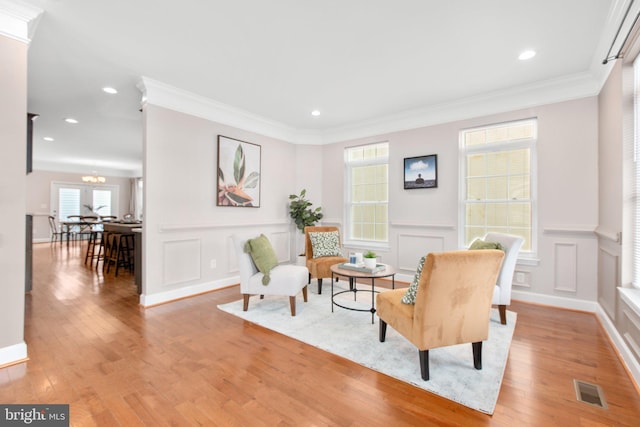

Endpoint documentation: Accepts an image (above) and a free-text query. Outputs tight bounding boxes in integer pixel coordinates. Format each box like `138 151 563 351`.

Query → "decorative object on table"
217 281 516 415
376 249 504 382
363 250 377 269
404 154 437 189
470 232 524 325
83 204 106 216
339 262 385 273
217 135 261 207
288 189 323 255
304 226 348 294
231 233 308 316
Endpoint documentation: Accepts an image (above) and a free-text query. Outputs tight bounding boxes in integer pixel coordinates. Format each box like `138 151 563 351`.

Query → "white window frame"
344 142 389 249
50 181 119 220
458 119 538 257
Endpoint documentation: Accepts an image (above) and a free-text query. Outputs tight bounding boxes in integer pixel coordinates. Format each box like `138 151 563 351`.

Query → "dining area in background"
51 215 112 248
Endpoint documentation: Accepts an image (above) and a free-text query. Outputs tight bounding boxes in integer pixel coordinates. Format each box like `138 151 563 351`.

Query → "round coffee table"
330 263 396 323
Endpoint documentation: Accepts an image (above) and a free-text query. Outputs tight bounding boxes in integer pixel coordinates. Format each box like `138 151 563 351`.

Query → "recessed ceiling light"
518 50 536 61
64 118 78 124
43 137 54 142
311 110 321 116
102 87 118 94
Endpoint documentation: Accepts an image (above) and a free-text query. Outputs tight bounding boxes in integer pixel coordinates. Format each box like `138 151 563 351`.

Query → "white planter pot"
363 257 377 269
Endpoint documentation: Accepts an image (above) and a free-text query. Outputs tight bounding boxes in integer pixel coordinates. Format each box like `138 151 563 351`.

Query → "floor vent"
574 379 607 409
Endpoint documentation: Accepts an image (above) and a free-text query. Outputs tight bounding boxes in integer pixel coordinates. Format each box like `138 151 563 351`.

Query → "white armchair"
231 234 309 316
481 232 524 325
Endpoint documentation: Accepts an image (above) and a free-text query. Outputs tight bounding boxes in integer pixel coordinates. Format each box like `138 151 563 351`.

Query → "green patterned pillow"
309 231 342 258
469 239 505 251
401 255 426 304
244 234 278 285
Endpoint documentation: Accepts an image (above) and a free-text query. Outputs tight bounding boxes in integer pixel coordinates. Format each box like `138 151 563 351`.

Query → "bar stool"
105 233 134 276
104 233 121 274
94 231 108 271
84 228 102 267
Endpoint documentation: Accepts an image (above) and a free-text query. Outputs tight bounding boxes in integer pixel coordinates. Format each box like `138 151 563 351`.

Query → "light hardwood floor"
0 242 639 426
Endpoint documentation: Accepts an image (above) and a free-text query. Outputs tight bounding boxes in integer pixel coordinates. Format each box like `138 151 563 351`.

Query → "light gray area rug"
217 281 516 414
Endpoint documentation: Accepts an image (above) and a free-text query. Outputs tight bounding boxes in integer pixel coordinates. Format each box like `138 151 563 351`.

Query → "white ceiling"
18 0 625 177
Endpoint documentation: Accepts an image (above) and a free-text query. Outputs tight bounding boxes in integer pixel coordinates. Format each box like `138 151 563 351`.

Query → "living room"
2 1 640 424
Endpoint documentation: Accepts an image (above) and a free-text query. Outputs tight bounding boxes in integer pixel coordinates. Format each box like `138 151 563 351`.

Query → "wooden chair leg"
302 285 308 302
317 278 323 294
242 294 250 311
499 305 507 325
419 350 430 381
308 273 311 284
289 296 296 316
379 319 387 342
472 341 483 370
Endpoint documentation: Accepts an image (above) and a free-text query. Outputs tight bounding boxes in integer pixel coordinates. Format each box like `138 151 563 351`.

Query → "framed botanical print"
217 135 261 207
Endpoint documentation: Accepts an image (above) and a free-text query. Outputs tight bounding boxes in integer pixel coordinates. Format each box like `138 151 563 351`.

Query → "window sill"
619 287 640 318
344 242 390 253
517 256 540 267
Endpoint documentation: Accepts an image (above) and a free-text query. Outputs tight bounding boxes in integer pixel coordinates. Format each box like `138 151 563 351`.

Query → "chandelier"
82 173 106 184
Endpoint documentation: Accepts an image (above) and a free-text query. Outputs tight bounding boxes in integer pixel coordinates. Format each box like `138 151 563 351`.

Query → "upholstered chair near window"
472 232 524 325
376 250 504 381
232 233 309 316
304 226 348 294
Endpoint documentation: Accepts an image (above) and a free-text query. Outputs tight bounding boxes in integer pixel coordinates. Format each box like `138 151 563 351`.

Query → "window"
93 190 112 216
51 183 118 220
58 188 81 220
345 142 389 244
633 55 640 289
460 119 537 252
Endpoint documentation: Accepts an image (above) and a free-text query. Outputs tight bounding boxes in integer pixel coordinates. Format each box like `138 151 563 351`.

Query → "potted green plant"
289 189 323 257
363 250 377 269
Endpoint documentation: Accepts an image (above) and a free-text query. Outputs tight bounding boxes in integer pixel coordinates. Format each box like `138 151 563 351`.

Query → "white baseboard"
511 290 599 312
140 276 239 307
596 304 640 390
0 342 28 367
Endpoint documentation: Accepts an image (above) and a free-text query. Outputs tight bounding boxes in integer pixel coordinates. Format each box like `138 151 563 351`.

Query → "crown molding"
138 70 601 146
137 77 325 144
0 0 42 44
322 72 601 143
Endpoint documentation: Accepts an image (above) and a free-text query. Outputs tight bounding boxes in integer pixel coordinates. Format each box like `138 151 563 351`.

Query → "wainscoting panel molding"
158 221 289 233
621 307 640 361
553 242 577 293
397 234 445 271
598 246 619 320
162 239 201 286
269 230 292 263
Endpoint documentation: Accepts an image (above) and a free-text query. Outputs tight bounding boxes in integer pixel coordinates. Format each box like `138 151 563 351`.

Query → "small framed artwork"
217 135 261 207
404 154 437 189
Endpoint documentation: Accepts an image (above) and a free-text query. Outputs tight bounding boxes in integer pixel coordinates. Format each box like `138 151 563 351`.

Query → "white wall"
0 34 28 365
139 94 599 308
320 97 599 304
141 104 322 305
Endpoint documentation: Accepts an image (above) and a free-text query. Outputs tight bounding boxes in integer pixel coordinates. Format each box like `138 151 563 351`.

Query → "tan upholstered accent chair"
304 226 348 294
376 250 505 381
232 234 309 316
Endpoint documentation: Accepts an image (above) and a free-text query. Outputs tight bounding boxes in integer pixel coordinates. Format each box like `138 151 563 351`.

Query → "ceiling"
18 0 625 177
